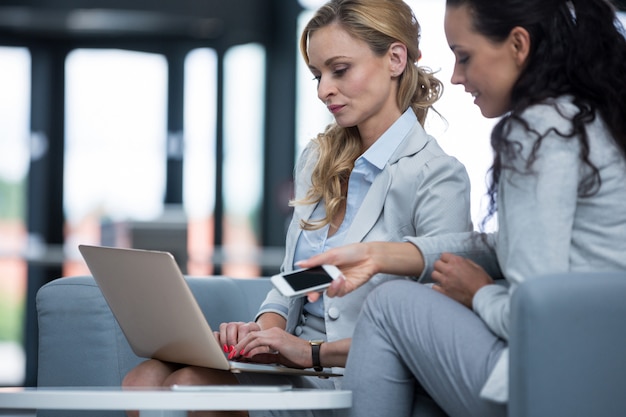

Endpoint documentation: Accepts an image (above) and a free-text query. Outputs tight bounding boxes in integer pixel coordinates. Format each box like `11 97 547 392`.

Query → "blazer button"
295 326 303 336
328 307 340 320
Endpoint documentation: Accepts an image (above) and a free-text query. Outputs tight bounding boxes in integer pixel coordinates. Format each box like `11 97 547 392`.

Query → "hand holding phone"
271 265 342 298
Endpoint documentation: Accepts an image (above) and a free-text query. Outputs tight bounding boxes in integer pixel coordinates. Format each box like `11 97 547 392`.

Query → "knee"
364 280 431 318
164 366 201 386
163 366 238 386
367 280 419 306
122 359 175 388
121 367 145 388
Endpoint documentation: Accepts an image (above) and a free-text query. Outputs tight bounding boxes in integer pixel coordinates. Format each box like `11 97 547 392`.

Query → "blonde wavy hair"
293 0 443 230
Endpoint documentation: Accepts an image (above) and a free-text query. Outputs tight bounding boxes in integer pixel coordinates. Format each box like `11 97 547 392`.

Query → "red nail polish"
240 349 246 356
223 344 229 353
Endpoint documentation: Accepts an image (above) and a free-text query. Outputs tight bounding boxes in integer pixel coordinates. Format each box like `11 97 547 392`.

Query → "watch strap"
310 340 324 372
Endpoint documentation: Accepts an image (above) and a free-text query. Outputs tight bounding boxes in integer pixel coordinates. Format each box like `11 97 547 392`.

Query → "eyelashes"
311 67 349 84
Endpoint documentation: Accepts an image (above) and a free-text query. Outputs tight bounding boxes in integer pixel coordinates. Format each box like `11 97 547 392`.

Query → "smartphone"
270 265 342 298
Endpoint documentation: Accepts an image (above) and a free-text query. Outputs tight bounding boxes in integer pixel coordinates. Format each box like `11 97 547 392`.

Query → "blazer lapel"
343 121 428 243
283 202 318 269
344 164 393 243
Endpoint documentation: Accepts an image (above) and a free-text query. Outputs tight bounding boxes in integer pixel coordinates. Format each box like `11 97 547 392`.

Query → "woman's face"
307 23 402 145
444 5 524 118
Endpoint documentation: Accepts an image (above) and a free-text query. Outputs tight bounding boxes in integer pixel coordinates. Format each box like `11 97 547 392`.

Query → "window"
0 46 30 386
407 0 496 230
64 49 168 272
184 44 268 277
184 48 217 275
221 43 266 276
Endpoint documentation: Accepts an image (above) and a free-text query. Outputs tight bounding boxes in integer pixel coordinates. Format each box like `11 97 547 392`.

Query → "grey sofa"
36 271 626 417
508 271 626 417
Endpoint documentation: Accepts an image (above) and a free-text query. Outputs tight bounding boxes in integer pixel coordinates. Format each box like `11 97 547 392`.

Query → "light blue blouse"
294 109 416 317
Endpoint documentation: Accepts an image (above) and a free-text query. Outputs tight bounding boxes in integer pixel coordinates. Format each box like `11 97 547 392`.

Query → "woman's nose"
317 76 335 101
450 65 464 86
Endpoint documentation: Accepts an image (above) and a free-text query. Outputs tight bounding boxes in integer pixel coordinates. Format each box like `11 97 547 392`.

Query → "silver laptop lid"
78 244 231 370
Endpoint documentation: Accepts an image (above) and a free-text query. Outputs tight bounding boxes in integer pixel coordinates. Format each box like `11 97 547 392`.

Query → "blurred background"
1 0 624 388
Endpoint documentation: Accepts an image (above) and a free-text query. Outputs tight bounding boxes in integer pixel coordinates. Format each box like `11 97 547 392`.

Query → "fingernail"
223 344 229 353
228 350 236 360
240 349 246 356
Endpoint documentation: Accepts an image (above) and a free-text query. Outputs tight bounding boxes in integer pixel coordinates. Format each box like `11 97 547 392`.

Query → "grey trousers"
343 280 507 417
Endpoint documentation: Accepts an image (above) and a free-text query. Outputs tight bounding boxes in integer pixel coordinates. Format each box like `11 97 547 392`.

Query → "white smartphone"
270 265 342 298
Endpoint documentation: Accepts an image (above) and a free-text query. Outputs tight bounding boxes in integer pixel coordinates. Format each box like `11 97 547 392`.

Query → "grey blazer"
257 120 472 358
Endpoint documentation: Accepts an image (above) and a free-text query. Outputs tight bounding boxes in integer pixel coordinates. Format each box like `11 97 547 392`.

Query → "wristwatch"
309 340 324 372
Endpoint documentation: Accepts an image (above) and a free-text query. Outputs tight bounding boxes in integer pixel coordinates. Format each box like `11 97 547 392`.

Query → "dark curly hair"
447 0 626 230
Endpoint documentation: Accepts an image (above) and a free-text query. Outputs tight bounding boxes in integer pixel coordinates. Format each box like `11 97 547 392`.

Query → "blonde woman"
123 1 472 416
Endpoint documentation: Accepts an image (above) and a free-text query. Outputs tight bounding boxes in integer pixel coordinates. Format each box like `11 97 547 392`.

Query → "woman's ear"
389 42 408 77
509 26 530 67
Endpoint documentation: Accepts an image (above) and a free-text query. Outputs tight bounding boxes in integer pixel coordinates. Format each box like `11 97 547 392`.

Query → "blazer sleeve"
411 153 473 237
473 102 583 340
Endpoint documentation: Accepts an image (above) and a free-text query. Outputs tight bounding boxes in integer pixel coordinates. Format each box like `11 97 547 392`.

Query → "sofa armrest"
509 271 626 417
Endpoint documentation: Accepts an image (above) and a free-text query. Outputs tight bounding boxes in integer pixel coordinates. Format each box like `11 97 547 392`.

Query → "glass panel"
0 46 30 385
64 49 168 274
184 48 218 275
296 10 334 158
222 43 266 277
407 0 496 230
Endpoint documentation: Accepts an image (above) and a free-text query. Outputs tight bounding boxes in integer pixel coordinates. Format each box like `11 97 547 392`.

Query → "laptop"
78 244 341 378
